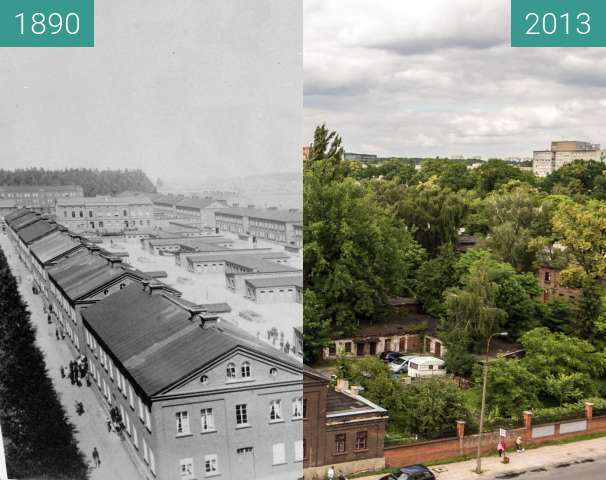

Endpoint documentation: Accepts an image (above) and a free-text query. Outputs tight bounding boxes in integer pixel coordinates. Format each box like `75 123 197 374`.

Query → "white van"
407 356 446 378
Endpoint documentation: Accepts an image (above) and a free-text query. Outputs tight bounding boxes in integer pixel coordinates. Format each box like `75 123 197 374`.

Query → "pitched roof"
245 275 302 289
216 207 302 224
175 197 222 210
17 219 58 244
9 212 41 230
47 249 148 302
147 237 233 248
186 250 288 264
56 196 152 207
81 284 299 397
4 208 30 223
225 256 299 274
30 231 83 265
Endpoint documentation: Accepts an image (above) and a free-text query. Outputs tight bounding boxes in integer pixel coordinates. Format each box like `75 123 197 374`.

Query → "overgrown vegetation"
305 125 606 439
0 248 89 479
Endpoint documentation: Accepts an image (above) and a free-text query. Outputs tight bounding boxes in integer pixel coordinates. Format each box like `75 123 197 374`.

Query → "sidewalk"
356 436 606 480
0 235 145 480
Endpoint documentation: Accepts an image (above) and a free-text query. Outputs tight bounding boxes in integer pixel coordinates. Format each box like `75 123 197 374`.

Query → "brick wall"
385 405 606 468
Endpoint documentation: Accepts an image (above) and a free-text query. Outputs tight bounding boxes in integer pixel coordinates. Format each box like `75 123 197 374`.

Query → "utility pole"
476 331 508 474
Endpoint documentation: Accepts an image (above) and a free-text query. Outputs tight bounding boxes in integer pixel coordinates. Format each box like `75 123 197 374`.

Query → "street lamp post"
476 331 508 475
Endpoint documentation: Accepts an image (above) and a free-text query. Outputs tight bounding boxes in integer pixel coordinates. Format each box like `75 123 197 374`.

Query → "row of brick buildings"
4 208 304 480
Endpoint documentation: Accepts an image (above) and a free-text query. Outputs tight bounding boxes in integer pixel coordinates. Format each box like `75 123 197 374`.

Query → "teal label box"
511 0 606 47
0 0 94 47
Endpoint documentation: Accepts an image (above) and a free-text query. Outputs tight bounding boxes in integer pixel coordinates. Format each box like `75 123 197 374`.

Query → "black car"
379 351 401 363
379 464 436 480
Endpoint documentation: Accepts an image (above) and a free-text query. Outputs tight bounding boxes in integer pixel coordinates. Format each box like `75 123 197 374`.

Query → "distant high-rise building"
533 141 602 177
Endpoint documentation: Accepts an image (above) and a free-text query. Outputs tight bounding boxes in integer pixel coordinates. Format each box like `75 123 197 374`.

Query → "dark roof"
245 275 303 289
4 208 30 223
198 302 232 314
81 284 299 397
9 212 40 230
18 220 58 244
335 314 438 340
326 389 368 414
143 271 168 279
47 250 147 302
30 231 83 265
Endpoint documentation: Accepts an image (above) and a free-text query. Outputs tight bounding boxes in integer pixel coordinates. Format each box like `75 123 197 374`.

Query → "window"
270 367 278 377
544 271 551 282
344 342 352 353
355 431 368 450
335 434 346 454
123 210 128 217
200 375 209 385
328 343 336 356
176 411 190 435
201 408 214 432
272 443 285 465
241 361 251 378
226 363 236 380
79 211 83 217
294 440 304 462
89 210 93 217
269 400 282 422
303 398 307 419
385 339 391 351
180 458 194 479
204 454 218 475
292 397 303 419
235 404 248 426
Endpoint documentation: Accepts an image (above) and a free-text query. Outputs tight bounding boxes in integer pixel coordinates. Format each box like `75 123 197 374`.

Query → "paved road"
491 456 606 479
0 234 145 480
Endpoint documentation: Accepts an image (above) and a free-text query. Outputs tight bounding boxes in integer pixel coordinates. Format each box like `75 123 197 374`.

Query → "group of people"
60 355 89 387
497 436 525 462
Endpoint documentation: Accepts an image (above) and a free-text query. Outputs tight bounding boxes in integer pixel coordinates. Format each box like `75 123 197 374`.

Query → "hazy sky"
304 0 606 159
0 0 301 181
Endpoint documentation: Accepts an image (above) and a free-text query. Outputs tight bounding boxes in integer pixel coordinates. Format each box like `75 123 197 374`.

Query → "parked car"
380 351 401 363
407 356 446 378
379 464 436 480
388 355 415 374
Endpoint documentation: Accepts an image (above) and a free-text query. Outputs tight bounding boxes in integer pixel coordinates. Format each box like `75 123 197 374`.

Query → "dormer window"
270 367 278 377
200 375 208 385
241 361 251 379
226 363 236 380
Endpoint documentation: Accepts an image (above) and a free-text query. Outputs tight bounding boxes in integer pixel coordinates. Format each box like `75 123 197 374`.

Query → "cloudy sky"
0 0 301 181
304 0 606 159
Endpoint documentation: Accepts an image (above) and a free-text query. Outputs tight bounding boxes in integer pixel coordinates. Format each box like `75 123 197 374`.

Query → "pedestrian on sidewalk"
92 447 100 468
55 328 60 340
47 313 52 324
497 440 505 458
515 436 525 453
106 417 112 432
327 465 335 480
60 365 65 378
75 401 84 416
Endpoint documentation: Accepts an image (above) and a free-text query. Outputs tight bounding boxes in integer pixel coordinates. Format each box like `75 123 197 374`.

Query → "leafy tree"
552 199 606 278
302 289 331 364
374 177 469 254
473 356 541 418
472 160 535 194
414 245 458 318
481 183 554 271
0 250 88 479
304 126 426 359
414 159 475 191
542 160 606 198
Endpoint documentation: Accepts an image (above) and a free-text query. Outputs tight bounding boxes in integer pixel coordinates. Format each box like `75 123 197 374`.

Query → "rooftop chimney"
148 282 165 295
187 305 206 320
141 280 150 291
199 314 220 329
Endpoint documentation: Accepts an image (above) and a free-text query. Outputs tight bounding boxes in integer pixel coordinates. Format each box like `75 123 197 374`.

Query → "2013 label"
525 12 591 35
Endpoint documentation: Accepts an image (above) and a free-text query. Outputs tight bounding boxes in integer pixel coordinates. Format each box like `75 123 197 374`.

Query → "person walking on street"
55 328 60 340
497 440 505 457
337 470 347 480
92 447 100 468
516 436 525 453
60 365 65 378
327 465 335 480
106 417 112 432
